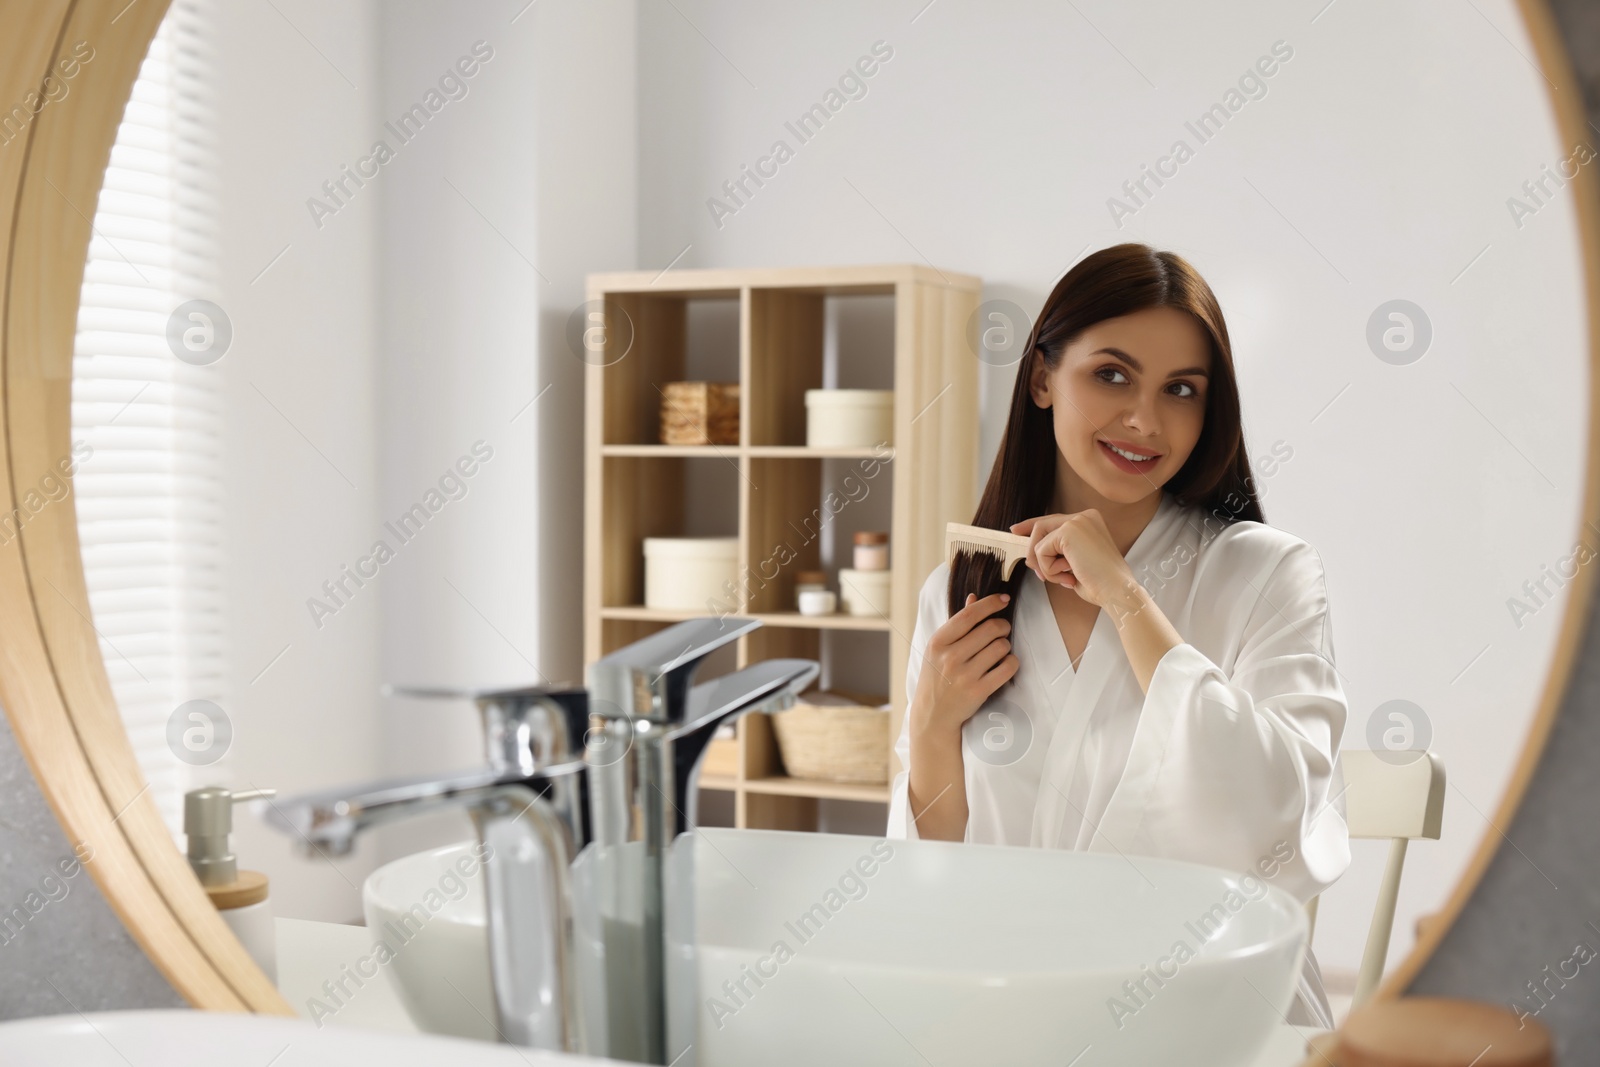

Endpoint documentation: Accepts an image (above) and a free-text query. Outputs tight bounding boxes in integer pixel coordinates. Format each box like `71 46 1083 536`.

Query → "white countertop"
275 918 1323 1066
276 917 420 1035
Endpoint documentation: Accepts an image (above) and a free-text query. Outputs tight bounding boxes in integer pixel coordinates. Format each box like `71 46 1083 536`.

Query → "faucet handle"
383 683 590 777
675 658 819 734
588 615 762 724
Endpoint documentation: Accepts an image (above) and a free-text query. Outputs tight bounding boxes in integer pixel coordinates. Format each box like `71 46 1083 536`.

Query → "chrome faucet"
267 616 818 1065
584 617 818 1063
263 705 589 1049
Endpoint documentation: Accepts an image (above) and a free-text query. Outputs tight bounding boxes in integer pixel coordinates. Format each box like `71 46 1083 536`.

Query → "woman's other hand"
1011 510 1136 609
1011 513 1070 583
911 591 1018 737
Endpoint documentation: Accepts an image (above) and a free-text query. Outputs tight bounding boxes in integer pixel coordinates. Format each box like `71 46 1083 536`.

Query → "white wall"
370 0 638 862
631 0 1590 983
198 0 1588 983
214 0 383 922
209 0 639 914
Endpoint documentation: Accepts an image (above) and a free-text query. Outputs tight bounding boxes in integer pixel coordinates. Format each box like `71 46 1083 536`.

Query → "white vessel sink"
363 840 500 1040
365 828 1309 1066
0 1009 619 1066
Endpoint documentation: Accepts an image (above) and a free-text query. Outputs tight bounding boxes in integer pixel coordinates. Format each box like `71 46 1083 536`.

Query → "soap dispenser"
185 786 277 983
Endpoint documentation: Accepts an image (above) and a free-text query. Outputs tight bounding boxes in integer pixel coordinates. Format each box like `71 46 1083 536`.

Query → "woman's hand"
1011 510 1182 693
907 592 1012 841
1010 509 1136 610
911 591 1018 738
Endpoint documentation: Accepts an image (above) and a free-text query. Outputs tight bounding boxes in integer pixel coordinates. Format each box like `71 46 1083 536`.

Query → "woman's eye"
1168 380 1199 399
1095 367 1129 385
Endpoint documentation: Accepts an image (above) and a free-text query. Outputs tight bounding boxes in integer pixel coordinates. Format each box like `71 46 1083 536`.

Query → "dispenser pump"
184 785 278 983
184 786 274 886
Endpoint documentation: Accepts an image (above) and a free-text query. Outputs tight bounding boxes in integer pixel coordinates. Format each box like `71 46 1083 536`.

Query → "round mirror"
0 0 1593 1039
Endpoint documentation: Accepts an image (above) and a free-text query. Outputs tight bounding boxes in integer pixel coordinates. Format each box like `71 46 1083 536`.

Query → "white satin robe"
886 492 1351 1028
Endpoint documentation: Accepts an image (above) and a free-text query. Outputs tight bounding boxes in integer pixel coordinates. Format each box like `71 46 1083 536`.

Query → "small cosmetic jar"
852 531 889 571
798 589 837 616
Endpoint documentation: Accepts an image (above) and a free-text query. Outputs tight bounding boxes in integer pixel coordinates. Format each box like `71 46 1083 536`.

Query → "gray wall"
0 712 183 1017
1411 569 1600 1057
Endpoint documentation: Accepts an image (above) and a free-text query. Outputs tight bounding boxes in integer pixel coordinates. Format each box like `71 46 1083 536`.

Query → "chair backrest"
1342 749 1446 842
1304 748 1445 1011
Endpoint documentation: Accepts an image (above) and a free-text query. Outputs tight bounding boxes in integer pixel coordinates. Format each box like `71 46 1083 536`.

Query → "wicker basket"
660 381 739 445
771 689 890 784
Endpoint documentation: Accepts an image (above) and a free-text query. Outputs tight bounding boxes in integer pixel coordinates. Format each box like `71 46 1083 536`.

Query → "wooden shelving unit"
583 264 982 831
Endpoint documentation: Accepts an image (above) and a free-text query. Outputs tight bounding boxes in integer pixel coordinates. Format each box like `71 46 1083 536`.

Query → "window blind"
72 0 222 842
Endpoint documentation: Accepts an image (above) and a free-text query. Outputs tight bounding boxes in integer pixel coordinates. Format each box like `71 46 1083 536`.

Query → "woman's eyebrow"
1092 346 1210 379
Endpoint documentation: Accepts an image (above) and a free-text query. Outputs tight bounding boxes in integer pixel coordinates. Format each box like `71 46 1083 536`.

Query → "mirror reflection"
64 0 1586 1061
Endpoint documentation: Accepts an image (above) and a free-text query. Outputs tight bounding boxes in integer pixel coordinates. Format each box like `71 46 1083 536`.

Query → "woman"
886 243 1351 1029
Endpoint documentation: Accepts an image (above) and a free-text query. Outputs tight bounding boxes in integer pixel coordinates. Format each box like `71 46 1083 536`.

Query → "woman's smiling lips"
1096 437 1163 475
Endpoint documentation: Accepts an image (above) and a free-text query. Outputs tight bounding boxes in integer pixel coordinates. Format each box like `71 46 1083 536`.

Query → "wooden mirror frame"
0 0 287 1012
0 0 1593 1015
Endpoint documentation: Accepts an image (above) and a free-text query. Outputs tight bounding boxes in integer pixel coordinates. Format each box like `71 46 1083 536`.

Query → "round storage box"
838 567 891 617
804 389 893 449
643 537 738 611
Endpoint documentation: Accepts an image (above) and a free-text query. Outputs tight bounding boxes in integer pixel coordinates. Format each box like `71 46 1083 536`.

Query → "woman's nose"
1122 390 1161 435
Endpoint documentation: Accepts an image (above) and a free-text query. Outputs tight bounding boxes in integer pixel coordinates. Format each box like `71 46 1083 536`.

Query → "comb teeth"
950 540 1024 581
949 538 1006 560
945 522 1029 581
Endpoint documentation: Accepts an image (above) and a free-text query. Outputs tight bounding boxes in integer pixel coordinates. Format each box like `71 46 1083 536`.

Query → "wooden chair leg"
1353 837 1408 1007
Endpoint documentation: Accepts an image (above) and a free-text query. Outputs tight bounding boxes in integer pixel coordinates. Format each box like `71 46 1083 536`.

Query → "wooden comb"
945 522 1030 581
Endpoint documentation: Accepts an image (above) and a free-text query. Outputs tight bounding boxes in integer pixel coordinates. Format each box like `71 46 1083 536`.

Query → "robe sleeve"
886 564 948 841
1091 538 1352 905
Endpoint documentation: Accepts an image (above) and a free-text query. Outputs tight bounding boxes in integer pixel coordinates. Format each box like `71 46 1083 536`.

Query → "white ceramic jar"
644 537 739 610
798 589 837 616
804 389 893 449
838 567 892 617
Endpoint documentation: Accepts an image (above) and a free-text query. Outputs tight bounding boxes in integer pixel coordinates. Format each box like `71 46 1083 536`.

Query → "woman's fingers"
1012 520 1040 575
981 648 1021 693
938 589 1012 671
954 590 1007 628
1013 514 1076 582
1024 527 1045 582
968 627 1013 675
953 591 981 624
948 613 1012 675
1034 526 1064 583
936 591 1008 647
922 589 1016 725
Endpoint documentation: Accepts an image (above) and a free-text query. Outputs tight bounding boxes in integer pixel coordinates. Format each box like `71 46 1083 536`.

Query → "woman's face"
1029 306 1211 508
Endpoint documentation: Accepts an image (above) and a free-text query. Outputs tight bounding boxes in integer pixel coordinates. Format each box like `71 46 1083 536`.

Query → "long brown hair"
949 243 1264 653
